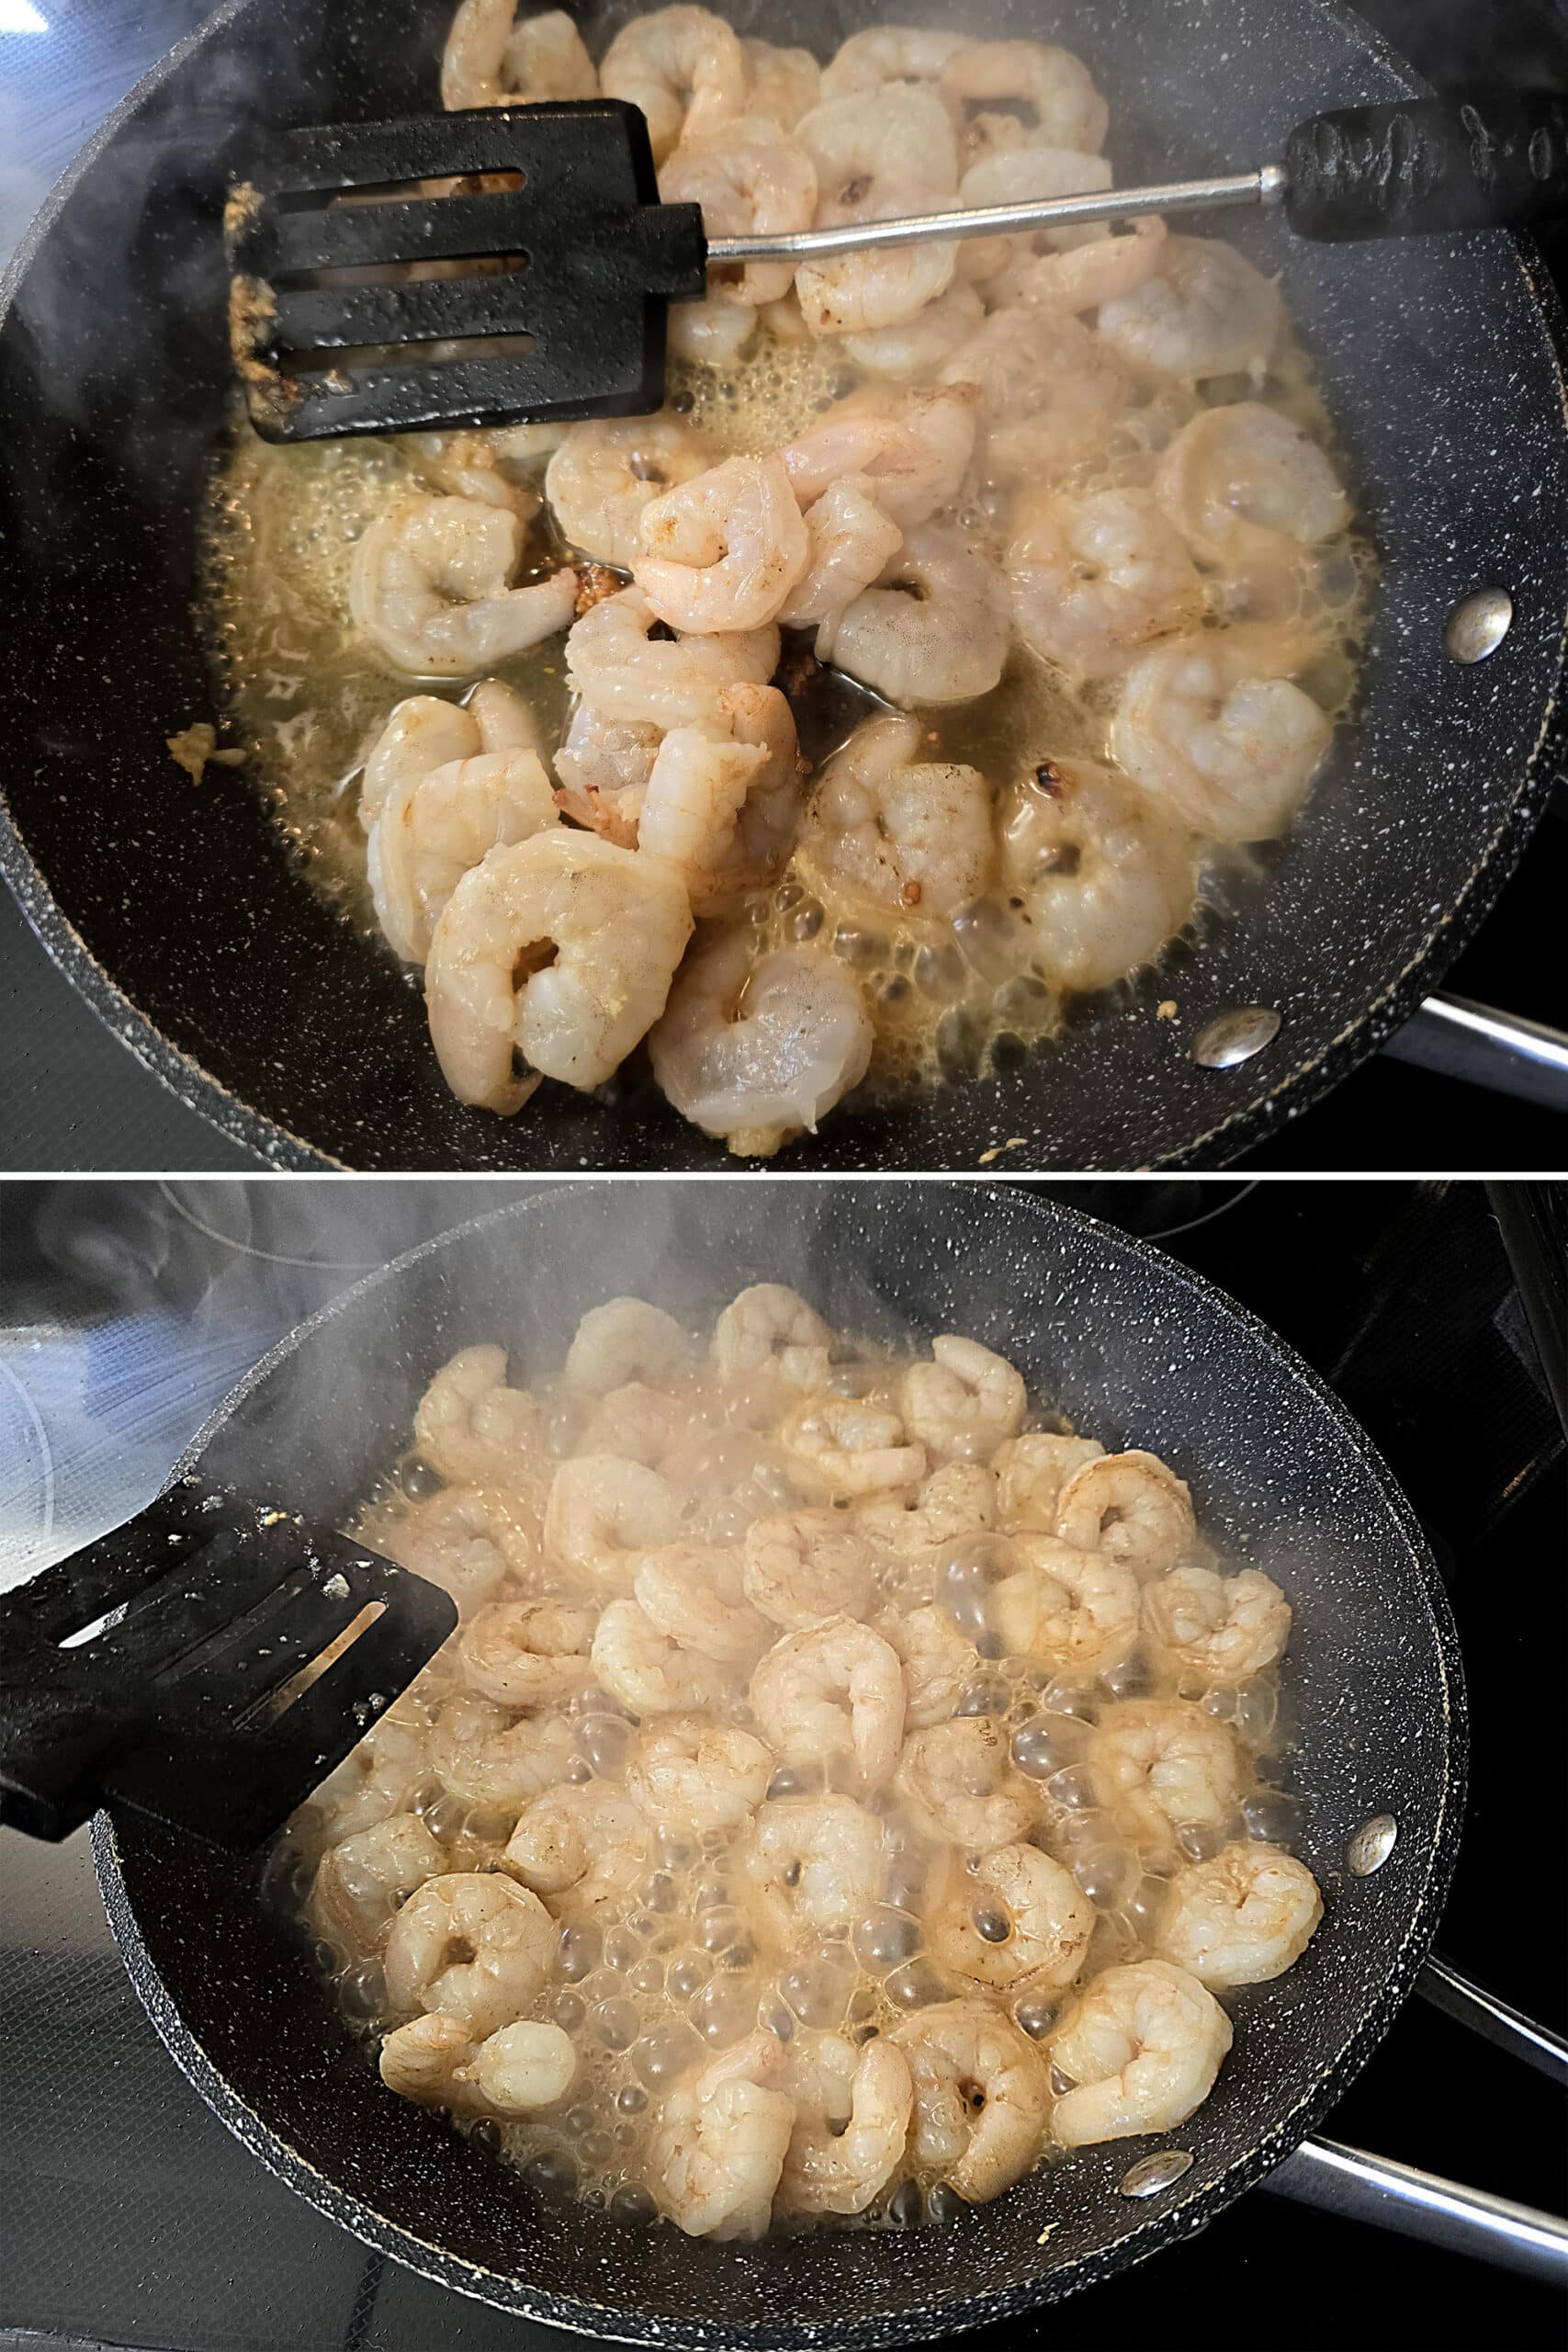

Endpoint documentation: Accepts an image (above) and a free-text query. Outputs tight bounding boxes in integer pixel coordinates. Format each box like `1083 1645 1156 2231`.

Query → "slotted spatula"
0 1476 457 1852
227 87 1568 444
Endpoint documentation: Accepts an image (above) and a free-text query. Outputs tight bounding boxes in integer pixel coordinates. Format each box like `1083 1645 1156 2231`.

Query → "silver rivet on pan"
1190 1007 1281 1069
1444 587 1513 663
1119 2150 1194 2198
1347 1813 1398 1875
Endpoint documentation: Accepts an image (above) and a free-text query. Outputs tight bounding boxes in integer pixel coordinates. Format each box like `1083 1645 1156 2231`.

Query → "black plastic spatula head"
228 100 706 442
0 1476 457 1851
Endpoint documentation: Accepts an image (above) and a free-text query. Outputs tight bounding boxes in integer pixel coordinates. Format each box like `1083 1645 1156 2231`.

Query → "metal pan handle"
1265 2138 1568 2282
1382 994 1568 1111
1417 1955 1568 2086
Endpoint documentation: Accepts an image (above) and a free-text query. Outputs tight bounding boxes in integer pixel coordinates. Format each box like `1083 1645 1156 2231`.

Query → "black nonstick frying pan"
2 0 1567 1172
86 1184 1567 2341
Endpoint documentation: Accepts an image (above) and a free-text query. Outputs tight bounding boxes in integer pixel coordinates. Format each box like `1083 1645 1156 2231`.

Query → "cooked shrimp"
601 4 749 164
368 748 558 965
545 1453 682 1585
1156 401 1351 571
424 831 693 1111
551 703 662 843
635 454 808 634
413 1345 539 1488
1097 234 1282 380
592 1595 731 1713
989 1534 1140 1671
349 494 578 676
359 692 494 834
573 1382 678 1469
950 142 1113 286
373 1485 527 1618
712 1284 832 1391
675 684 807 912
840 281 986 381
626 1715 773 1833
857 1463 998 1559
1055 1448 1196 1579
313 1716 432 1843
459 1600 596 1707
750 1617 905 1792
1007 490 1202 681
502 1783 649 1905
441 1 597 107
742 1511 875 1631
998 758 1198 997
563 1297 690 1396
650 2030 795 2239
783 383 978 529
1049 1959 1231 2145
892 1999 1053 2199
939 40 1109 155
1111 625 1333 842
747 1793 887 1934
636 722 768 897
669 289 759 365
927 1842 1094 1991
1087 1700 1243 1870
634 1542 771 1665
901 1336 1026 1464
741 38 820 129
467 2018 580 2111
566 584 780 729
942 307 1128 482
545 416 714 568
384 1870 556 2034
793 90 959 336
649 932 874 1157
802 715 994 918
780 1395 925 1499
777 475 904 632
992 1434 1105 1531
428 1693 575 1811
997 217 1168 314
1142 1563 1292 1684
780 2037 912 2216
894 1718 1037 1851
379 2012 487 2109
875 1602 982 1729
818 523 1010 707
1156 1842 1323 1988
660 115 818 306
410 429 548 521
310 1812 445 1954
818 26 967 102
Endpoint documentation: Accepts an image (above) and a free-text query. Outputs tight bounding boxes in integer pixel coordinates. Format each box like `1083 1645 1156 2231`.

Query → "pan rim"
93 1182 1470 2346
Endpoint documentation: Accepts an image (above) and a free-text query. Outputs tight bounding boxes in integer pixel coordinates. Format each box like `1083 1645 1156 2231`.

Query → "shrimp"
777 476 904 633
635 723 769 898
894 1718 1037 1852
466 2018 579 2111
1049 1959 1232 2145
372 1486 528 1618
992 1434 1105 1532
574 1383 679 1469
818 27 967 102
650 2030 795 2239
818 523 1010 707
310 1812 446 1954
712 1284 832 1391
349 494 578 676
383 1870 556 2034
1155 401 1351 571
840 281 986 381
780 1395 925 1499
747 1793 888 1935
1142 1563 1292 1684
601 5 748 165
802 715 994 918
996 217 1168 315
441 1 597 107
1055 1448 1197 1579
551 704 662 843
942 307 1128 484
779 2036 912 2216
544 1453 682 1585
458 1600 597 1707
793 90 959 336
312 1716 432 1843
368 748 558 965
939 40 1109 156
926 1842 1094 1991
635 454 808 634
900 1336 1026 1464
592 1596 731 1714
649 933 874 1157
1110 625 1334 842
428 1693 576 1811
669 289 758 365
876 1602 981 1729
998 758 1197 996
741 1511 876 1631
892 2000 1053 2199
424 831 693 1112
563 1297 690 1396
669 684 807 913
360 687 526 834
502 1783 650 1906
413 1345 539 1488
660 115 818 306
1156 1842 1323 1988
410 429 550 520
857 1463 998 1560
1097 234 1283 380
626 1715 774 1833
750 1617 905 1792
989 1535 1140 1672
566 583 780 729
379 2012 490 2110
545 416 714 568
740 39 820 130
950 142 1114 287
1007 490 1202 682
1086 1701 1243 1871
783 384 978 529
634 1542 771 1665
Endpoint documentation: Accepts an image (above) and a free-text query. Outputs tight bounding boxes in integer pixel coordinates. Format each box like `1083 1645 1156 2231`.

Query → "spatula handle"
1283 91 1568 241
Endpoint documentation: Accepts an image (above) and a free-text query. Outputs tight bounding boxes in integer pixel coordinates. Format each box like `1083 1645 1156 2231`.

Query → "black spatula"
0 1476 457 1852
227 89 1568 445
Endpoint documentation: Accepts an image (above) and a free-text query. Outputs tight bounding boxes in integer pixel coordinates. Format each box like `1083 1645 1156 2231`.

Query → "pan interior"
100 1185 1461 2342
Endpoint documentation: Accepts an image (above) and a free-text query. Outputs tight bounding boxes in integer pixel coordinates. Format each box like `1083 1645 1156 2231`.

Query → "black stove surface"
1 1176 1562 2351
0 0 1565 1171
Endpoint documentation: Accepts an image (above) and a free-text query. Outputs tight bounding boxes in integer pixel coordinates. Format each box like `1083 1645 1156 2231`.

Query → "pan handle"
1265 2138 1568 2281
1417 1954 1568 2087
1382 994 1568 1111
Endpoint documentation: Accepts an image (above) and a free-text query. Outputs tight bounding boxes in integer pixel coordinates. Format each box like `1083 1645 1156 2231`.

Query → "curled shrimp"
992 1434 1105 1532
428 1693 575 1811
634 1542 771 1665
840 280 986 382
368 748 558 965
545 415 714 567
544 1452 682 1585
441 1 597 107
779 2036 913 2216
551 704 662 843
818 522 1010 707
793 89 959 336
1086 1700 1243 1871
661 684 806 914
942 307 1128 484
410 428 553 519
369 1485 529 1618
379 2010 575 2113
573 1382 679 1469
601 4 748 165
649 932 874 1157
997 217 1168 314
939 40 1109 156
875 1602 981 1729
349 493 577 676
1049 1959 1232 2145
750 1617 905 1792
1007 490 1202 682
310 1812 445 1955
926 1841 1094 1991
660 115 818 307
636 722 769 900
998 757 1197 997
413 1344 539 1488
424 830 693 1111
566 583 780 729
563 1297 690 1395
650 2030 795 2239
901 1336 1027 1464
781 1394 925 1499
802 715 994 920
712 1284 832 1392
742 1511 876 1631
1156 401 1351 571
1142 1562 1292 1684
741 38 820 130
778 475 904 633
635 454 808 634
312 1715 432 1843
1098 234 1282 380
383 1871 556 2033
1111 624 1334 842
950 141 1113 287
894 1718 1038 1852
592 1596 731 1714
458 1600 597 1707
669 289 758 365
1055 1448 1197 1579
1155 1842 1323 1988
783 383 978 530
626 1715 774 1834
989 1534 1140 1672
359 681 534 833
746 1793 888 1935
818 26 967 102
857 1463 998 1560
892 1999 1053 2199
501 1783 650 1907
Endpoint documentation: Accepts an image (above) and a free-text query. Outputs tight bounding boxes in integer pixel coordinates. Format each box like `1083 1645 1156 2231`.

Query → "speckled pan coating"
95 1185 1467 2343
2 0 1567 1170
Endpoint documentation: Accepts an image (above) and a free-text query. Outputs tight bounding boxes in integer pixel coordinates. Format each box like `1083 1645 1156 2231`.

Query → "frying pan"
0 0 1565 1176
89 1183 1566 2341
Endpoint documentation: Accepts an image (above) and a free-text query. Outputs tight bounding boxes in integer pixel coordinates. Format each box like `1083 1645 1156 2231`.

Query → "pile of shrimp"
279 1283 1323 2239
214 4 1364 1151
